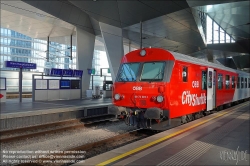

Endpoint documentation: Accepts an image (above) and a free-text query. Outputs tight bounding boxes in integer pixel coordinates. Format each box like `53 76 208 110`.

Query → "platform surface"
75 101 250 166
0 98 112 115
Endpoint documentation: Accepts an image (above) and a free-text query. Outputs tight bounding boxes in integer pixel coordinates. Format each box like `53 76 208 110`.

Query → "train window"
232 76 235 89
225 75 230 89
237 77 240 89
248 78 250 88
208 71 212 88
218 74 223 89
241 77 244 88
116 63 140 82
182 66 188 82
201 71 207 90
245 78 247 88
140 62 165 81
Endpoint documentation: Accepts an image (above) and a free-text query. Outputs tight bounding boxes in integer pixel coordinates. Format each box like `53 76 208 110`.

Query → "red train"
108 48 250 130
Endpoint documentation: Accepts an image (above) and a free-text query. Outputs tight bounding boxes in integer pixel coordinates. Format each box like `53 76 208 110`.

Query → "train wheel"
181 115 187 124
187 114 193 122
194 112 201 119
125 116 130 125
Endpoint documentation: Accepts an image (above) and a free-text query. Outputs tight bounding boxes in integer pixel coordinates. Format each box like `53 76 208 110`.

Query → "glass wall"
1 27 138 92
206 15 235 44
0 27 77 93
0 27 77 72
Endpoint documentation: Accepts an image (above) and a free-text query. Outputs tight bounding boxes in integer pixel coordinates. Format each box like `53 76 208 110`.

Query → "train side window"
232 76 235 89
208 71 212 88
225 75 230 89
245 78 247 88
218 74 223 89
201 71 207 90
182 66 188 82
237 77 240 89
241 77 244 88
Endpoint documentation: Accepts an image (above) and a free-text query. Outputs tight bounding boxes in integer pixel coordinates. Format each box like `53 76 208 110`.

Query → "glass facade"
0 27 77 93
206 15 235 44
0 27 77 72
1 27 138 93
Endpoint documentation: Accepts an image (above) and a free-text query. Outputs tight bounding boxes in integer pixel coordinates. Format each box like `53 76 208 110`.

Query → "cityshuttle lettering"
182 91 206 106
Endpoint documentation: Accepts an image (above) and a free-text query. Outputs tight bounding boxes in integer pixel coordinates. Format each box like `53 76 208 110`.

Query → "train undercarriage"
108 98 249 130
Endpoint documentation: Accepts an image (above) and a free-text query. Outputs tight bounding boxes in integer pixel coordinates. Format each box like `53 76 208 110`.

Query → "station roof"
1 0 249 71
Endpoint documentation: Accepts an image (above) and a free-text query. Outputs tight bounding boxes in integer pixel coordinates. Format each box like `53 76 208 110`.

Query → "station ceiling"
1 0 249 71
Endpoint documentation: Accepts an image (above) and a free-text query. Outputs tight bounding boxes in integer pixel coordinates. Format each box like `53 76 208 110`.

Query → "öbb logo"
192 81 199 88
133 86 142 91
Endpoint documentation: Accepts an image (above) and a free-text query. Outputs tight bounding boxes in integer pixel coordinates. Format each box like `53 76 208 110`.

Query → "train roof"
168 50 248 75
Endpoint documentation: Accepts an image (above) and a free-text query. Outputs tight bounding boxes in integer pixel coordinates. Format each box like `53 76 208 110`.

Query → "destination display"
5 61 37 69
49 80 60 89
60 80 71 89
36 80 47 89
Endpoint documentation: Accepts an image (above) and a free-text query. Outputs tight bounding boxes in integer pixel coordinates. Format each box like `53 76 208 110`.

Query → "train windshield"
140 62 165 81
116 63 140 82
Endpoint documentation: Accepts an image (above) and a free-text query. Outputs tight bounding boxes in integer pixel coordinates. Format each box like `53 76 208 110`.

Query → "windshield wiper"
153 71 164 80
124 64 136 81
117 68 129 82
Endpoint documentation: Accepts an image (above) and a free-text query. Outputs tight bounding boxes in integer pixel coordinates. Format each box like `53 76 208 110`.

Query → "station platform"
76 101 250 166
0 98 112 130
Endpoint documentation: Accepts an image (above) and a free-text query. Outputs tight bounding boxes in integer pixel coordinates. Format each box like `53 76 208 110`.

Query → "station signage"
50 68 63 76
73 70 83 77
5 61 37 69
62 69 74 77
50 68 83 77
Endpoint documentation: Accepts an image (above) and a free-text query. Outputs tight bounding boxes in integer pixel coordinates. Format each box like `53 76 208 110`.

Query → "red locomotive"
108 48 250 130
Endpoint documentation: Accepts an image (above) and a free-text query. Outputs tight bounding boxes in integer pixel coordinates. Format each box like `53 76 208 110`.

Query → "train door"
207 68 214 111
213 70 216 108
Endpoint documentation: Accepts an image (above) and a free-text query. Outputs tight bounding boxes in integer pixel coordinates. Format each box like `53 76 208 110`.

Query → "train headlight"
156 95 164 103
140 49 146 56
114 94 121 100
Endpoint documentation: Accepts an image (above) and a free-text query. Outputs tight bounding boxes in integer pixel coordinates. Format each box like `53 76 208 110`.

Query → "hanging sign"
5 61 37 69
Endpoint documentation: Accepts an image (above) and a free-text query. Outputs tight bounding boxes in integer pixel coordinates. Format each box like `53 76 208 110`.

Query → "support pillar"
99 22 124 82
76 27 95 97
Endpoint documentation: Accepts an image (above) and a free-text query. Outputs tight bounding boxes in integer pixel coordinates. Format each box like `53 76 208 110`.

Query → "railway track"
30 129 156 166
0 115 116 144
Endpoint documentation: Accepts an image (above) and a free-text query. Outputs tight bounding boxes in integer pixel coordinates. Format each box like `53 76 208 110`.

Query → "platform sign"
73 70 83 77
5 61 37 69
62 69 73 77
50 68 63 76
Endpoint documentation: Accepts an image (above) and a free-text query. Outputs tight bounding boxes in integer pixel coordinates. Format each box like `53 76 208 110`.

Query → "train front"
108 48 175 130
